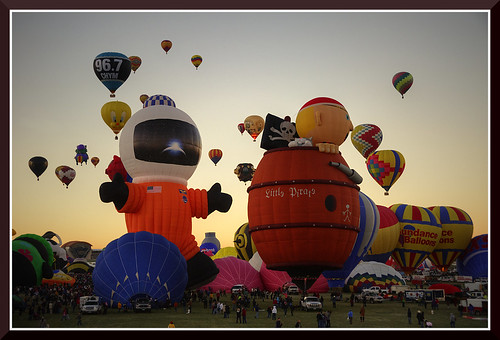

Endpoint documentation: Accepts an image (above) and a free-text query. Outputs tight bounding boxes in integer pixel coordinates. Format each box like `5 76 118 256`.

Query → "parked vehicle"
300 296 323 311
80 296 101 314
356 292 383 303
282 282 300 294
362 286 388 294
231 284 248 294
460 298 488 315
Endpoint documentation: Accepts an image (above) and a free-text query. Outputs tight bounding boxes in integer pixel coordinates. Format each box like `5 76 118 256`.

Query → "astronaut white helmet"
119 95 201 185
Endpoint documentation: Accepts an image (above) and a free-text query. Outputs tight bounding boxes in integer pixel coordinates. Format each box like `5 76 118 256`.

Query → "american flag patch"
147 186 162 193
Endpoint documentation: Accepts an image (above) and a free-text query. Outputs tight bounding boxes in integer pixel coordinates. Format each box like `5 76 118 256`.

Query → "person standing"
450 313 456 328
236 306 242 323
242 307 247 324
275 317 283 328
360 305 365 322
347 309 353 324
407 308 412 324
168 320 175 328
272 305 277 320
295 319 302 328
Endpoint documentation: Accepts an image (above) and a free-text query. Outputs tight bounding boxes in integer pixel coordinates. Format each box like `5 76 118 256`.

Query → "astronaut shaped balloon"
99 95 233 290
295 97 354 154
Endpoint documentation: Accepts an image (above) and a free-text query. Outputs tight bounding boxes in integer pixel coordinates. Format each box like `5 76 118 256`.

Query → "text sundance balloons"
161 40 172 54
390 204 442 275
366 150 405 195
345 261 406 293
101 101 132 140
244 115 265 142
92 231 188 307
28 156 48 181
91 157 100 167
233 222 257 261
427 206 474 272
93 52 131 97
128 56 142 73
323 191 380 288
55 166 76 188
456 234 488 280
351 124 383 159
191 55 202 69
364 205 401 263
392 72 413 98
208 149 223 166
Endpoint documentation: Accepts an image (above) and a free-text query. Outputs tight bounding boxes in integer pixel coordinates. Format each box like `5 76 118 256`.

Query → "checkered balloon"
351 124 383 159
143 94 176 108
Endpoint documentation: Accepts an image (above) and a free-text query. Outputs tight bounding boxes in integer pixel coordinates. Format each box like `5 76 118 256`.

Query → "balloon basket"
384 192 389 196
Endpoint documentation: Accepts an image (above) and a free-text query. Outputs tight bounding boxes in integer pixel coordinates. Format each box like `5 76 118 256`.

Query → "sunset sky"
11 10 489 250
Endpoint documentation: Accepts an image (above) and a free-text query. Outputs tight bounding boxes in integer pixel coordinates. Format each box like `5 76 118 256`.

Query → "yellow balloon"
244 115 264 142
101 101 132 140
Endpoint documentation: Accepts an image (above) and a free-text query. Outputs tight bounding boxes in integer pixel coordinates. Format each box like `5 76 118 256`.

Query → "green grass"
11 293 488 330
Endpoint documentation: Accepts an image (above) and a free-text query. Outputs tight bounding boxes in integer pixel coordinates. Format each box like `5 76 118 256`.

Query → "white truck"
300 296 323 311
79 296 102 314
460 298 488 315
362 286 389 294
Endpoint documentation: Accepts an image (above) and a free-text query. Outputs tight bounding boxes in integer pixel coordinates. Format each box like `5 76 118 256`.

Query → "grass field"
11 293 489 330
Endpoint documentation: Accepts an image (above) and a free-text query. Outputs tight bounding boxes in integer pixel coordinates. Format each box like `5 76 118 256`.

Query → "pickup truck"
300 296 323 311
362 286 388 294
79 296 102 314
355 291 384 303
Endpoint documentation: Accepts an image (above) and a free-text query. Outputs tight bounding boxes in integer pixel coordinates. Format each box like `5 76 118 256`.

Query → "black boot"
185 251 219 290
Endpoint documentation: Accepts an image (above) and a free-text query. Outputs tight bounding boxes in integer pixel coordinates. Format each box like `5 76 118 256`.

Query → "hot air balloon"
93 52 132 97
427 206 474 272
91 157 100 167
129 56 142 73
101 101 132 140
238 123 245 135
233 222 257 261
351 124 383 159
142 94 176 108
364 205 401 263
390 204 442 275
248 252 292 292
161 40 172 54
55 166 76 188
392 72 413 99
28 156 48 181
105 155 133 183
200 232 221 256
191 55 202 69
244 115 264 142
248 147 361 291
140 94 149 105
12 234 54 287
323 191 380 288
208 149 223 166
199 257 263 293
234 163 255 184
456 234 487 280
74 144 89 165
366 150 406 195
92 231 188 308
210 246 238 260
345 261 406 293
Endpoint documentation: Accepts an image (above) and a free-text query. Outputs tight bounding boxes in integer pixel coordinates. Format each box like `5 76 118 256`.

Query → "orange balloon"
161 40 172 54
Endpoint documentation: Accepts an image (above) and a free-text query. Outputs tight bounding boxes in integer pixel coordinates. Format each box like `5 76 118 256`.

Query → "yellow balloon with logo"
390 204 442 275
101 101 132 140
234 222 257 261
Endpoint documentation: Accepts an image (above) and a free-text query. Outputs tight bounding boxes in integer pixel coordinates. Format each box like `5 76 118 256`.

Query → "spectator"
450 313 456 328
275 317 283 328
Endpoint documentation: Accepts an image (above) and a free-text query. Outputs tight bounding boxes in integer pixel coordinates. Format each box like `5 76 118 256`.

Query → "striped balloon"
366 150 405 195
191 55 202 69
208 149 223 166
364 205 401 263
392 72 413 98
390 204 442 275
351 124 383 159
427 206 474 272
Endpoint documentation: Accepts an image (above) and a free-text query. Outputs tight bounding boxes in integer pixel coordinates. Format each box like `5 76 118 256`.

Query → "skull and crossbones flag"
260 113 300 150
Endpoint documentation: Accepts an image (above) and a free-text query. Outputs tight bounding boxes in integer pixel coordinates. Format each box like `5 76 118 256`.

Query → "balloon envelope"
91 157 100 167
392 72 413 98
208 149 223 166
101 101 132 139
456 234 487 280
92 231 188 307
233 222 257 261
390 204 442 274
364 205 401 263
351 124 383 159
427 206 474 272
244 115 264 142
55 166 76 188
161 40 172 53
191 55 202 69
129 56 142 73
200 257 263 293
366 150 405 195
28 156 48 180
345 261 406 293
93 52 131 97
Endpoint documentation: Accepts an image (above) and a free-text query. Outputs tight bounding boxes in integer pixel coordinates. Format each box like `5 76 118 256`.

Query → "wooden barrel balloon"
247 147 360 279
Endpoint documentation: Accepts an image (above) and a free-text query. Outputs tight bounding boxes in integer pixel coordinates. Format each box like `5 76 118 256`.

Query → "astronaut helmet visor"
133 119 201 166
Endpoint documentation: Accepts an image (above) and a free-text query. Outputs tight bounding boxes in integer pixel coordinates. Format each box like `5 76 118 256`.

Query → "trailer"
404 289 445 302
460 298 488 315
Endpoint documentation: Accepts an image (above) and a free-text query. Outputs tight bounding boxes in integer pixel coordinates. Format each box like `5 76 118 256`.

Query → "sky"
11 10 489 251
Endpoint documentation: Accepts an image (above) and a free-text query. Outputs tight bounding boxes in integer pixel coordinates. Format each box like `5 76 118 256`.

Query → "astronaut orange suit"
118 181 208 260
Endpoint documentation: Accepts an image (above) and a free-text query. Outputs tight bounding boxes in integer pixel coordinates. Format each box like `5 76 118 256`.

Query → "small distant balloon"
74 144 89 166
161 40 172 54
392 72 413 99
128 56 142 73
91 157 100 167
140 94 149 104
93 52 131 97
244 115 264 142
55 166 76 188
234 163 255 184
191 55 202 69
28 156 48 181
238 123 245 135
209 149 223 166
